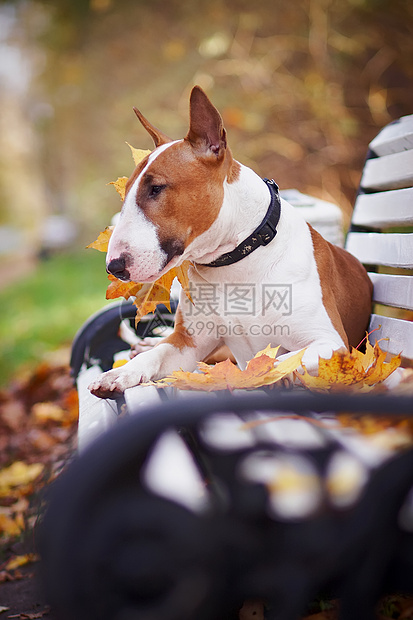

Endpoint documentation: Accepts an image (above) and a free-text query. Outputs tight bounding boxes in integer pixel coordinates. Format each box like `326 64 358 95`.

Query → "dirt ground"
0 359 77 620
0 561 56 620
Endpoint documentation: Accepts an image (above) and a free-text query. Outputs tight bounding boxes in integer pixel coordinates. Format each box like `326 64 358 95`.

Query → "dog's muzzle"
106 257 130 281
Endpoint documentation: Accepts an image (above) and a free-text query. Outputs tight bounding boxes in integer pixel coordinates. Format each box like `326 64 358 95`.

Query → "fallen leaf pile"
0 355 78 570
87 144 192 324
152 339 403 394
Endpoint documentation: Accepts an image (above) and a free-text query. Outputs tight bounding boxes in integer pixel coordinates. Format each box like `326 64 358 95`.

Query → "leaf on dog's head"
108 146 151 201
126 143 151 166
108 176 128 201
86 226 114 252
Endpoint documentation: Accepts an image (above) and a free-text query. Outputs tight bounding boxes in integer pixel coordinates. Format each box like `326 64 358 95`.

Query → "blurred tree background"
0 0 412 382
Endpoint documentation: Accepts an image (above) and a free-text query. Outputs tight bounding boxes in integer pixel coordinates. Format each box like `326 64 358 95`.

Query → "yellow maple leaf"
126 143 151 166
106 274 143 301
107 145 151 201
364 341 401 385
0 513 24 538
108 177 128 201
88 228 192 324
154 346 305 391
297 339 401 392
0 462 44 497
104 261 192 324
5 553 39 571
133 283 172 322
86 226 114 252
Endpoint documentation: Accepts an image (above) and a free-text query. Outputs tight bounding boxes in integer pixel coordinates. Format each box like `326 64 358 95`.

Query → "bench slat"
369 115 413 156
77 366 119 453
124 384 164 412
361 149 413 191
346 232 413 268
352 187 413 229
369 314 413 359
369 272 413 310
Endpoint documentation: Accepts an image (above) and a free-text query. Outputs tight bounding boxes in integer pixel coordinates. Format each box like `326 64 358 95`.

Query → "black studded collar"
204 178 281 268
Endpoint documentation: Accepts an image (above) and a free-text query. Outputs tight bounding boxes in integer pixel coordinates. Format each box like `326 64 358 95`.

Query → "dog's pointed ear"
133 107 172 148
186 86 227 158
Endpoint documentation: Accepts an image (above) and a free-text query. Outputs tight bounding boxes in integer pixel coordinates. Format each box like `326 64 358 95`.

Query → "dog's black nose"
106 257 129 280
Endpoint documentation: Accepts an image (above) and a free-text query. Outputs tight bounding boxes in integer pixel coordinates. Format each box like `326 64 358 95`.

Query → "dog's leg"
88 306 221 398
88 341 197 398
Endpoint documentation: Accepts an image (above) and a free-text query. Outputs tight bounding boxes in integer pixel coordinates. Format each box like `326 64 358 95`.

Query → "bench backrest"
345 115 413 364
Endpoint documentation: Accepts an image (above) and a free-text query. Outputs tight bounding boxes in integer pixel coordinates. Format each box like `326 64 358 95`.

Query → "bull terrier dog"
89 86 372 398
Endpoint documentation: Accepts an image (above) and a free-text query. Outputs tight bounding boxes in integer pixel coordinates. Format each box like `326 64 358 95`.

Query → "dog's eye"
149 185 164 197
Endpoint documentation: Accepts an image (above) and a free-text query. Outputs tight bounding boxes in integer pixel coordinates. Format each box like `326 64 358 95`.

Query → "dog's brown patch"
163 306 195 351
132 139 238 252
309 224 373 349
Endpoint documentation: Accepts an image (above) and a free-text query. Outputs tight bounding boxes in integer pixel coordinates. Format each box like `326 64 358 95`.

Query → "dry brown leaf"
90 228 192 323
88 143 193 322
106 274 143 301
20 612 51 620
297 340 401 392
133 283 171 322
337 414 413 438
105 267 190 325
154 345 305 391
86 226 114 251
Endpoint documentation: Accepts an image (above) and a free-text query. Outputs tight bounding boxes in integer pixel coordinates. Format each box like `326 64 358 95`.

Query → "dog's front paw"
88 365 144 399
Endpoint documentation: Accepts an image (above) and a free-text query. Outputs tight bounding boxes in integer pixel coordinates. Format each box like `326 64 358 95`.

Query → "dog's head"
106 86 239 283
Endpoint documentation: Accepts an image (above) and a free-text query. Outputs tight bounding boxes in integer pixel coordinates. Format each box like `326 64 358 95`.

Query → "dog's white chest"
182 209 338 368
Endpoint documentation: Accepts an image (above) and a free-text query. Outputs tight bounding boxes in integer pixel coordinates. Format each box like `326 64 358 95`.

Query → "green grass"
0 249 111 387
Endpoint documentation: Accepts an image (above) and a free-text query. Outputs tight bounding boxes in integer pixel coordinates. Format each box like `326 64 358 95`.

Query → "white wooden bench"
347 114 413 362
